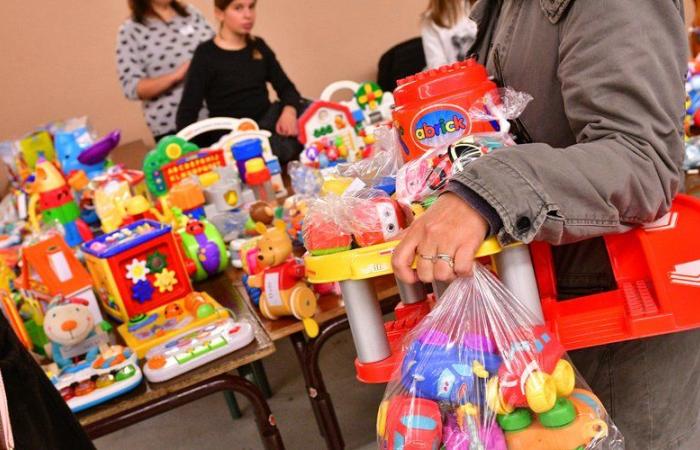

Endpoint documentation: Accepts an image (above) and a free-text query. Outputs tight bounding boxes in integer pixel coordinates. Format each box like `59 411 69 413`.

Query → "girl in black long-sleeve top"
176 0 304 163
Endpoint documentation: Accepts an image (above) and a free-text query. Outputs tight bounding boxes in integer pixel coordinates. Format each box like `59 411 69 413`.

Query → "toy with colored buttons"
117 291 229 358
47 346 142 413
144 136 227 197
143 318 255 382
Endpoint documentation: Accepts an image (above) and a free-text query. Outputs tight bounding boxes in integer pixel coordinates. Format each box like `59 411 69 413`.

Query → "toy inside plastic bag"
330 125 404 186
288 161 324 198
395 133 513 206
377 264 624 450
302 188 408 255
468 88 534 135
685 136 700 170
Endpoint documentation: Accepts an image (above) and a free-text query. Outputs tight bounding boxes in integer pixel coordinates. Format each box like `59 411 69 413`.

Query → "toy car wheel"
497 408 532 432
258 295 279 320
486 377 514 415
552 359 576 397
289 286 317 319
525 371 557 413
538 397 576 428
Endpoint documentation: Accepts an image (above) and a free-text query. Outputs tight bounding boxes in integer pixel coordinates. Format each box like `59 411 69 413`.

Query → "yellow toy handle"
28 192 40 232
302 317 319 338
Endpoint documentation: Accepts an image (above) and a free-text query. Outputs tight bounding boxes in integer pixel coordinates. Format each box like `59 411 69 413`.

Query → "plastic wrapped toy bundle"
377 264 624 450
301 188 407 255
395 132 513 207
288 161 324 198
685 136 700 170
329 125 404 187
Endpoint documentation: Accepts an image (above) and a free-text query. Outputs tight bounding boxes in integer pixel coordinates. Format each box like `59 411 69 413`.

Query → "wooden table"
77 273 284 450
227 269 401 450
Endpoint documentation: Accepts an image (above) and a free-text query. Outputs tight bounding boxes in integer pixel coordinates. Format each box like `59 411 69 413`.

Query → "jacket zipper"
0 370 14 450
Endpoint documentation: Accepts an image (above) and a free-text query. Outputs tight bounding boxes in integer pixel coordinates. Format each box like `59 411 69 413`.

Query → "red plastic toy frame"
533 194 700 350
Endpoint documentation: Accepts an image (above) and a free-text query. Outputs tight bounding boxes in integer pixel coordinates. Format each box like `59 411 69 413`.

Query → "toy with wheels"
499 389 609 450
178 218 229 281
247 220 319 337
486 325 575 415
400 330 501 405
376 396 442 450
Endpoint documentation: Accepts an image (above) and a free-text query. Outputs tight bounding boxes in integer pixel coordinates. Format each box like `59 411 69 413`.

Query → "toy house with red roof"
298 101 363 162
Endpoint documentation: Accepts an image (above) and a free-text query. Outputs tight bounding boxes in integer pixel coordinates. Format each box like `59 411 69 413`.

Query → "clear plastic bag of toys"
302 188 408 255
330 125 404 186
288 161 324 198
377 264 624 450
684 136 700 170
395 132 513 206
468 88 534 134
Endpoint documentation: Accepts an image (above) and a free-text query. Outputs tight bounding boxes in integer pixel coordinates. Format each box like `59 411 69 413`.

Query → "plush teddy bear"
247 219 318 337
43 298 105 370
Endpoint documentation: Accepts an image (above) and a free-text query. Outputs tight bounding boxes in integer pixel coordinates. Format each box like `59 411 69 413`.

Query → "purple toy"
78 130 121 165
442 413 507 450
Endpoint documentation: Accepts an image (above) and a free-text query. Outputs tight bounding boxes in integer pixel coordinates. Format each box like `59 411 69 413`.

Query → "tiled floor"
95 328 383 449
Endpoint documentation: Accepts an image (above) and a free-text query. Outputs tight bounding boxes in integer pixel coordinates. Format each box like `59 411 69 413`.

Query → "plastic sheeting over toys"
302 188 407 256
376 265 624 450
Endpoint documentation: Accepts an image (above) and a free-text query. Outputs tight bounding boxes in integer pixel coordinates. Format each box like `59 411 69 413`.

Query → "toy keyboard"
162 149 226 188
49 347 143 413
143 318 255 382
118 291 229 358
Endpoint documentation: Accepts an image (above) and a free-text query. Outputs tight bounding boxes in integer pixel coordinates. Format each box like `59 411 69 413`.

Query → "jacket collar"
539 0 574 24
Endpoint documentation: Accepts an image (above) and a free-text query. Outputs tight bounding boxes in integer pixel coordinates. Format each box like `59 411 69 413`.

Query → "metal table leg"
289 296 401 450
84 374 285 450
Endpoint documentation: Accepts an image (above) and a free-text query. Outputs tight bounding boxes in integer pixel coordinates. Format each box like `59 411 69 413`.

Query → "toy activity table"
77 273 284 450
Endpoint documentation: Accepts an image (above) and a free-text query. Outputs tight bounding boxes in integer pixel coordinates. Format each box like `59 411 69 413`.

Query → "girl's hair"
214 0 262 60
214 0 235 8
128 0 189 24
426 0 472 28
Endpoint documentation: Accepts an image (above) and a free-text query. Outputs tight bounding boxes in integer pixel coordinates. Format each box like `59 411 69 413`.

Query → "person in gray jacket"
393 0 698 448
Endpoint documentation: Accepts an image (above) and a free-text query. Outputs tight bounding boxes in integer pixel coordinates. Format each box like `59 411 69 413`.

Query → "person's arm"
116 23 189 101
259 39 302 112
176 45 209 130
135 63 190 100
450 0 686 246
421 19 449 69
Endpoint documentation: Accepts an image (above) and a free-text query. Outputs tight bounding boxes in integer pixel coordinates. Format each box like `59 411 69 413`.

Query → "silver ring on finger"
434 253 455 269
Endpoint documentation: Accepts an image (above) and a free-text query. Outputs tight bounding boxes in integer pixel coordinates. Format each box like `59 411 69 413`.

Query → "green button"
192 345 210 357
196 303 215 319
497 408 532 432
209 337 227 350
115 365 136 382
175 352 195 364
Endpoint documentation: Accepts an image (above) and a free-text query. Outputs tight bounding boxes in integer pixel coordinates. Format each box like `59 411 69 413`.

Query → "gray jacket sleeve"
451 0 687 245
116 22 146 101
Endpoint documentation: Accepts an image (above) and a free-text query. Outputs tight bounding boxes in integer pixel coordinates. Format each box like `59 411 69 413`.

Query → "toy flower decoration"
125 258 150 283
147 251 167 273
154 268 178 293
132 280 154 303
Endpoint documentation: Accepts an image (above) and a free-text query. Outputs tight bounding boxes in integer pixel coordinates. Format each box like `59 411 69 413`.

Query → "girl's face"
216 0 256 35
